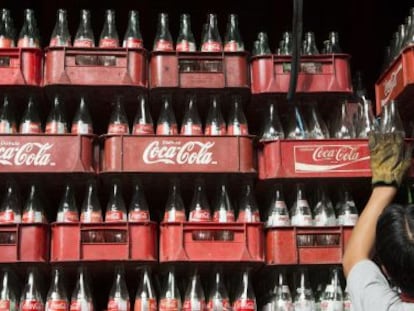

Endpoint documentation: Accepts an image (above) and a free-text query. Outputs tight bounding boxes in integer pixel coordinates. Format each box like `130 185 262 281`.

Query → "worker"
343 132 414 310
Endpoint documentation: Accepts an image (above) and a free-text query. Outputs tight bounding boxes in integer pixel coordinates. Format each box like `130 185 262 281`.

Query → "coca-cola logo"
143 140 217 165
312 146 360 162
383 63 403 97
0 141 55 166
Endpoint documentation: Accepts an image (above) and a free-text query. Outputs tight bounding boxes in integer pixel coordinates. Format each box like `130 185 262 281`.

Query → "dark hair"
376 204 414 296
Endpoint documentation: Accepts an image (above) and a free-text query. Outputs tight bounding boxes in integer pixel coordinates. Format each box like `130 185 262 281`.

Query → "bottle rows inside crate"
0 265 353 311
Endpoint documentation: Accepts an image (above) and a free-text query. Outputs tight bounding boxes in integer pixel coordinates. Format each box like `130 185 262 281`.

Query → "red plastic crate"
265 226 353 265
50 222 157 262
0 134 96 173
250 54 352 95
160 222 264 263
258 139 371 179
0 224 48 263
375 46 414 115
150 51 249 90
44 47 147 88
100 135 256 174
0 48 42 86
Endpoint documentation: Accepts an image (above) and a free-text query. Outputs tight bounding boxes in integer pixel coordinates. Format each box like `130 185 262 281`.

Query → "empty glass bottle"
380 100 405 136
50 9 71 47
153 13 173 51
46 267 69 311
99 9 119 47
134 267 157 311
128 181 150 222
188 179 212 240
336 187 358 226
265 184 290 227
123 10 143 48
176 14 196 52
356 98 377 138
237 181 260 223
18 9 40 48
233 270 257 311
320 268 343 311
227 95 248 135
20 268 44 311
105 179 127 222
224 14 244 51
156 95 178 135
331 101 355 139
0 268 18 311
108 98 129 135
293 269 315 311
132 95 154 135
56 183 79 222
302 32 319 55
0 9 15 47
74 10 95 47
313 187 336 227
205 96 226 136
279 32 293 55
286 105 309 139
19 98 42 134
207 269 230 311
46 96 68 134
22 184 46 224
80 180 103 223
163 179 186 222
70 267 94 311
107 266 130 311
159 268 181 311
0 180 21 224
307 102 329 139
0 96 16 134
255 32 271 55
183 271 206 311
328 32 341 53
72 97 93 134
201 14 222 52
274 272 293 311
260 103 284 142
181 95 202 135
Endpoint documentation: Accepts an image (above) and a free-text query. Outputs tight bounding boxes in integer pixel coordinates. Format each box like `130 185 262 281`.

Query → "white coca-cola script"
143 141 216 165
0 141 55 166
312 146 360 162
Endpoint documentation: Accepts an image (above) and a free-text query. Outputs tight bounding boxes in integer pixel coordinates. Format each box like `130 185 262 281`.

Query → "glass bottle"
260 103 285 142
227 95 248 136
50 9 71 47
107 266 130 311
265 184 290 228
153 13 173 51
397 24 406 53
183 271 206 311
331 101 355 139
274 272 293 311
404 8 414 46
205 96 226 136
108 98 129 135
72 97 93 134
213 182 235 241
180 95 203 135
176 14 196 52
0 9 15 47
56 183 79 222
159 268 181 311
313 187 336 227
46 96 68 134
99 9 119 47
224 14 244 51
74 10 95 47
70 267 94 311
128 181 150 222
105 179 127 222
302 32 319 55
18 9 40 48
207 269 230 311
233 270 257 311
80 180 103 223
20 268 44 311
381 100 405 136
336 187 358 226
279 32 293 55
0 268 18 311
22 184 46 224
156 95 178 135
328 32 342 53
134 267 157 311
123 10 143 48
201 14 222 52
163 179 186 222
132 95 154 135
320 268 343 311
356 98 377 138
256 32 271 55
0 180 21 224
237 181 260 223
46 267 69 311
293 269 315 311
291 184 313 226
19 98 42 134
188 179 212 240
0 96 17 134
307 102 329 139
286 105 309 139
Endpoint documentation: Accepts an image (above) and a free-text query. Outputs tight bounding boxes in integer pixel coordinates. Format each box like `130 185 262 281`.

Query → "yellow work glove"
368 132 412 187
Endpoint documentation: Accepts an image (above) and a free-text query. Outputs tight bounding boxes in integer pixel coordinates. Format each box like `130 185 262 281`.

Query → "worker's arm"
342 132 411 277
342 186 396 277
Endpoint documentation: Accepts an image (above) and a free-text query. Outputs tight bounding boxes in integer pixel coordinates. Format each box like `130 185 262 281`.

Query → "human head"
376 203 414 296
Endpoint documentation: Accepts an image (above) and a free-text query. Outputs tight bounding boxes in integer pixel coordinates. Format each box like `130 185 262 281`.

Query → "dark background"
1 0 413 100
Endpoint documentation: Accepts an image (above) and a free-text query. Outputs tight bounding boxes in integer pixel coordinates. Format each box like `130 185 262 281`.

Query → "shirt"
347 259 414 310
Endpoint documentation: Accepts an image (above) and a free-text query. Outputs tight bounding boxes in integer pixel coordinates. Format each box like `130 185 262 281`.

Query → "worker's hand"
368 132 412 187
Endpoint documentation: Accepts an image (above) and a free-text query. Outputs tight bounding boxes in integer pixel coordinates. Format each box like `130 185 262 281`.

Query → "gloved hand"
368 132 412 187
